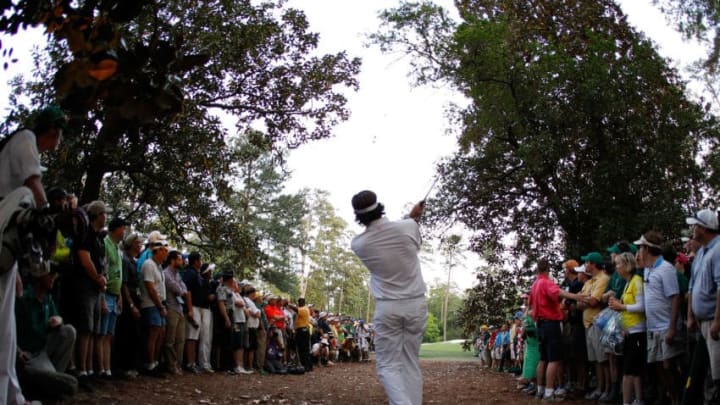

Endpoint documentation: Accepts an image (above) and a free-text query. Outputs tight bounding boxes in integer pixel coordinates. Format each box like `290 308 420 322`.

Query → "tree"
371 1 718 262
300 190 370 317
654 0 720 72
427 283 464 340
457 262 524 338
3 1 361 280
438 234 464 341
424 312 441 343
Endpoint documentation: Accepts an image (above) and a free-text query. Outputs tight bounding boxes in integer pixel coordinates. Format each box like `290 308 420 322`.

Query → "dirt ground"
63 359 590 405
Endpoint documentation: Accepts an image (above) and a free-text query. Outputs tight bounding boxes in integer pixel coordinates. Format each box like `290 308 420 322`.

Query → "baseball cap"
146 230 167 245
201 263 216 275
686 209 719 231
676 253 689 265
85 200 112 217
35 105 69 131
108 217 129 231
580 252 604 265
123 232 142 248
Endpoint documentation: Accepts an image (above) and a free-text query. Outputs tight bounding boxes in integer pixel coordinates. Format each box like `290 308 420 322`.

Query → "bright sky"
0 0 708 291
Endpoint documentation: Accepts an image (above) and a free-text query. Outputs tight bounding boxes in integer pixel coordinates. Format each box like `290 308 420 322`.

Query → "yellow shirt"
295 306 310 329
620 274 645 331
581 271 610 328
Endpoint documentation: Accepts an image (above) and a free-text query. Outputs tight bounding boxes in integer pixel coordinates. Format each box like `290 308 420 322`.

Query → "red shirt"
264 304 286 329
529 273 563 321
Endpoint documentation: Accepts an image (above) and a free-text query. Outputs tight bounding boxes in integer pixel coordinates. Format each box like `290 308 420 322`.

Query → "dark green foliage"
2 0 360 292
372 1 718 264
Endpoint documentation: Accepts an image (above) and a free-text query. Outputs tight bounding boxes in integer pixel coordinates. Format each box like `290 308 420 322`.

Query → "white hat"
574 265 587 274
633 234 662 249
686 209 719 231
146 230 167 245
150 239 169 251
319 311 328 319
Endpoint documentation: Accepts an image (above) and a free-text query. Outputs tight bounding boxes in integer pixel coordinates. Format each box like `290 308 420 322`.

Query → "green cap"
35 106 68 131
606 242 638 254
581 251 604 265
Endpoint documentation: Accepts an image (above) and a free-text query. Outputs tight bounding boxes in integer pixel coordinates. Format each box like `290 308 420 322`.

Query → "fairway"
419 340 477 360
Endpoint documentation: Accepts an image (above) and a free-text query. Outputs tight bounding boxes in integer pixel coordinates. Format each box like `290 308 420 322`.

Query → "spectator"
73 200 110 390
281 298 295 363
496 322 510 372
635 231 683 404
0 108 70 404
216 271 252 374
139 237 169 375
528 258 567 400
608 251 646 405
242 285 261 372
687 209 720 401
355 320 369 363
254 292 269 372
478 325 491 369
163 250 189 375
16 265 77 400
115 232 143 378
293 297 313 372
603 242 633 402
265 325 287 374
519 309 540 395
136 231 166 276
98 216 127 378
576 252 611 401
0 105 68 206
264 296 286 348
184 257 216 374
560 259 587 393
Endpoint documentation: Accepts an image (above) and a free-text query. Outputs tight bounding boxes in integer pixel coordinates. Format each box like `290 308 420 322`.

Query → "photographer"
0 105 68 404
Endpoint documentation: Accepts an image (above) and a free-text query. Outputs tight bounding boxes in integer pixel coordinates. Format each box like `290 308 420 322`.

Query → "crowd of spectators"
13 189 377 402
473 210 720 405
0 105 384 403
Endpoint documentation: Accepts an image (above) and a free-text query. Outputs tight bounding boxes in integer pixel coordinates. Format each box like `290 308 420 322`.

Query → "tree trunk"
443 264 452 342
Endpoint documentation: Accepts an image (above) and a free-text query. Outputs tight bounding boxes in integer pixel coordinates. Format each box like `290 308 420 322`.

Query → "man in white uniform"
350 190 428 405
0 106 67 404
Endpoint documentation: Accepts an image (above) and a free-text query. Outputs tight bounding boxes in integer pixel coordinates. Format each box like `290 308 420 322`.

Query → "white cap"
686 209 719 231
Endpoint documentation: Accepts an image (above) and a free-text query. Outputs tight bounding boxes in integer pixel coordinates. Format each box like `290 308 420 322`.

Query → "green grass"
419 339 476 360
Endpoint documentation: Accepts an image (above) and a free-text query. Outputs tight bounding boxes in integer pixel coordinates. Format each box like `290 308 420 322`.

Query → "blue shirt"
496 330 509 346
644 257 679 332
690 236 720 320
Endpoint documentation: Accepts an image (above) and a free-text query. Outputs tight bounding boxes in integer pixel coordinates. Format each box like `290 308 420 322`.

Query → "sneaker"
585 389 602 400
535 387 545 400
523 383 537 395
542 393 565 402
233 366 253 375
630 400 645 405
553 388 567 398
201 367 215 374
598 392 612 402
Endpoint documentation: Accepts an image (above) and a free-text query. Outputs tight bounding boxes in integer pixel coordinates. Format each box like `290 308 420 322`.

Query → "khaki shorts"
646 329 684 363
700 321 720 380
585 325 607 363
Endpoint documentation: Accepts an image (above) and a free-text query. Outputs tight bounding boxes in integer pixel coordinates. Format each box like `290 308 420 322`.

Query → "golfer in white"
350 190 428 405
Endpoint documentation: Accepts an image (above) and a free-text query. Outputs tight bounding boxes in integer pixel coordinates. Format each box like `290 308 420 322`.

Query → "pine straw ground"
60 359 590 405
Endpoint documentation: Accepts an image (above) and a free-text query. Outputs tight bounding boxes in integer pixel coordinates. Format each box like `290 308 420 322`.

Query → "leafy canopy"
372 0 718 263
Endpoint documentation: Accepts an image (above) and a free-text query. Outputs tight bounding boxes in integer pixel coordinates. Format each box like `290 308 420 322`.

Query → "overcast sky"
0 1 707 290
